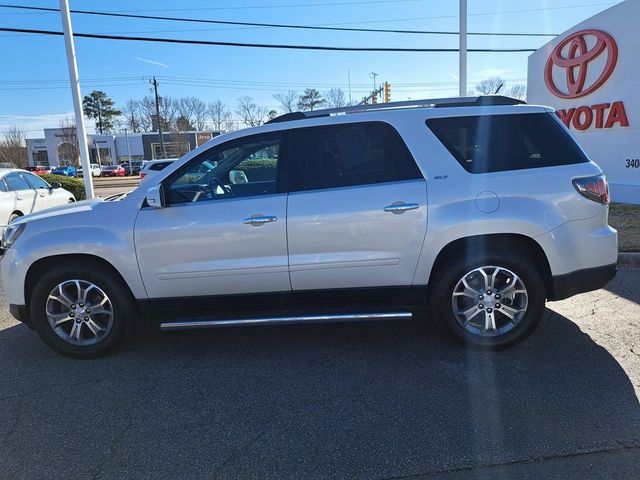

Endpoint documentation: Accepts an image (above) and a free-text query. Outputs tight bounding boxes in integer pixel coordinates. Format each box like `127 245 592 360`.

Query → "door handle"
16 195 23 201
384 202 419 213
243 215 277 225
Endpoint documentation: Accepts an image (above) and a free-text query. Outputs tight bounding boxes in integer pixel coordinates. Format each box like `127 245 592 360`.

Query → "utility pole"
459 0 468 97
150 77 166 159
59 0 94 198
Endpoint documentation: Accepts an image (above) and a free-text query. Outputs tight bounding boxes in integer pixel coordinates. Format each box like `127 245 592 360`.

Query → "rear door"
286 121 428 291
24 172 61 210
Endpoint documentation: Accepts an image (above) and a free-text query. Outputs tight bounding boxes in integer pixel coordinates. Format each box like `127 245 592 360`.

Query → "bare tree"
273 90 298 113
208 99 231 131
267 110 278 121
57 117 80 166
298 88 325 111
325 88 347 108
0 126 28 168
138 95 178 132
475 76 505 95
224 119 240 132
177 96 208 131
506 83 526 101
236 96 268 127
121 100 147 132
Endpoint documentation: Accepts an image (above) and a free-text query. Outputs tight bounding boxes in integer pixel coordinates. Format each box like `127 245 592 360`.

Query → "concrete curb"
618 252 640 268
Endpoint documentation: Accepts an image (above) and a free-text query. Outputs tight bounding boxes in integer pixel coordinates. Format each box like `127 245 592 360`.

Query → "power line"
0 27 538 52
0 4 557 37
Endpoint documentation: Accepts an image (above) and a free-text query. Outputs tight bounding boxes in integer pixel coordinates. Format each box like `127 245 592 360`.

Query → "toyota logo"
545 29 618 99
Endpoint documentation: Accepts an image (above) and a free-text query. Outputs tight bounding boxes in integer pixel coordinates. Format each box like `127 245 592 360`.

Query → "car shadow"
0 308 638 480
605 267 640 304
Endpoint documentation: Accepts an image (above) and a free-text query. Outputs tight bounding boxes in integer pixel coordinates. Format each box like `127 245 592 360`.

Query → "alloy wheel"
45 279 114 346
451 266 528 337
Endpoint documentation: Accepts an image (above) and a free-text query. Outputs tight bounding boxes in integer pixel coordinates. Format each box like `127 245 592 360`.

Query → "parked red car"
26 165 52 176
101 165 126 177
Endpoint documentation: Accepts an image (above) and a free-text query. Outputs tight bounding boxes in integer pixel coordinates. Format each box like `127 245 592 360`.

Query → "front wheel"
30 262 138 358
430 250 546 349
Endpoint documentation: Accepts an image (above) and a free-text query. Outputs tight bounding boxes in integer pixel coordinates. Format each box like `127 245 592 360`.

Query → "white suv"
0 96 618 357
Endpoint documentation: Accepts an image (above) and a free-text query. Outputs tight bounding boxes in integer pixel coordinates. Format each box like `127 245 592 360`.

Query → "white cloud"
135 57 170 69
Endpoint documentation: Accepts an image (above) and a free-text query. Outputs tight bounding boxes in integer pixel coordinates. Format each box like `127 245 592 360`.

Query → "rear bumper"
549 262 617 301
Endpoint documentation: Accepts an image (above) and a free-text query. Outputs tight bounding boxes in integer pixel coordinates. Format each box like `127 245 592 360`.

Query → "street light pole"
459 0 468 97
59 0 94 198
124 128 132 162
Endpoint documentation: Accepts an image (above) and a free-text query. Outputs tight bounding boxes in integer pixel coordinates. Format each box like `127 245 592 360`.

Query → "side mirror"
229 170 248 184
50 182 62 190
146 185 165 208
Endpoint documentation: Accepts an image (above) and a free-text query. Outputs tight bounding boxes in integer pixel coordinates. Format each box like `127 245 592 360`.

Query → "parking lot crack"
380 443 640 479
89 402 135 480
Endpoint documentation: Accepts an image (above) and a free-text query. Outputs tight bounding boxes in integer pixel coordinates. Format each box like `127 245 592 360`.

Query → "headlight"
1 223 26 250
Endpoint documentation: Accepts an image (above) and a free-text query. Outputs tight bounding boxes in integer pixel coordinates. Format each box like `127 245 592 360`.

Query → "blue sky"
0 0 623 137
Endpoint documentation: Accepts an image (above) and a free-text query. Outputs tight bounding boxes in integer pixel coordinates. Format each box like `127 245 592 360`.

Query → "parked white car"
139 158 178 183
77 163 102 177
0 168 75 232
0 97 618 357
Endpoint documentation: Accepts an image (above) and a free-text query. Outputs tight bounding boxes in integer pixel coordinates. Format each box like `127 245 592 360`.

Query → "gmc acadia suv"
0 96 618 357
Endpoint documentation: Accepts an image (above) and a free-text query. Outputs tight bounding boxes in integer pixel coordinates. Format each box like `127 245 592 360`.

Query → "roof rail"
266 95 525 124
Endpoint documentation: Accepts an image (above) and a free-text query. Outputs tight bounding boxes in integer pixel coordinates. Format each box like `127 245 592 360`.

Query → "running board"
160 311 412 331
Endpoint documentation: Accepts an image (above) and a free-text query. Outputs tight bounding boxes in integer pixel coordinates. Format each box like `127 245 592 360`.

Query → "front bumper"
549 262 617 301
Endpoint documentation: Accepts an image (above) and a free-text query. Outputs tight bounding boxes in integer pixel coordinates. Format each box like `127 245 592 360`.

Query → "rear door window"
426 113 589 174
290 122 422 192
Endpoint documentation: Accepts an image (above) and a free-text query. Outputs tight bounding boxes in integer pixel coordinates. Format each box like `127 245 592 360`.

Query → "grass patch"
609 203 640 252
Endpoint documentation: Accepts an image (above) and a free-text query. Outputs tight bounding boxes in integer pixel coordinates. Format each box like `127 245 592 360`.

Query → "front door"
286 121 428 291
3 172 37 218
135 132 291 299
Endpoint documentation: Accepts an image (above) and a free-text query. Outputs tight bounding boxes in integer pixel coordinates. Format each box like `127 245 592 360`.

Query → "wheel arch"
25 254 135 308
427 233 552 298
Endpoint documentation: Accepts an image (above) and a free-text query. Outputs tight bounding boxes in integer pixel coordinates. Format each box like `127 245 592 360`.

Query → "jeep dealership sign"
528 0 639 203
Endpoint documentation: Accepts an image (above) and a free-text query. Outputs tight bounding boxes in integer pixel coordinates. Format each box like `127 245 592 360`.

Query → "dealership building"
26 129 219 167
527 0 639 204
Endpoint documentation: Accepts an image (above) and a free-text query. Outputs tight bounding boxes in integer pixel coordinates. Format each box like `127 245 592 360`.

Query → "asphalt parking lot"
93 176 140 198
1 269 639 479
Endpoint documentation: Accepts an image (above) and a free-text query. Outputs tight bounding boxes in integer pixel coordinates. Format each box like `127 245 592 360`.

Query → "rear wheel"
8 212 21 223
431 250 546 349
30 263 138 358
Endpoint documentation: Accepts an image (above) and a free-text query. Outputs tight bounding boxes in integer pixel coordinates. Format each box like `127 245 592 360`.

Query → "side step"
160 311 412 331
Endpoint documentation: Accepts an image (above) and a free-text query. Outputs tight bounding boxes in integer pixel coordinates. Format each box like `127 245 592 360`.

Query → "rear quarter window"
150 162 171 171
426 113 589 174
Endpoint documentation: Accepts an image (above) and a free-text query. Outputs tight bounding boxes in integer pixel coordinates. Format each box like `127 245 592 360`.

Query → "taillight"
140 172 146 179
572 175 610 204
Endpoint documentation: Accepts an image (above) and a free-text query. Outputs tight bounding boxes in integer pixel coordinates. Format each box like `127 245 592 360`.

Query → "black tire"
430 248 546 349
29 261 138 358
8 212 21 223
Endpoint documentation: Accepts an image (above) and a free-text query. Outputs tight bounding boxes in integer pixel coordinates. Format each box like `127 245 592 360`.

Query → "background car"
77 163 102 178
26 166 52 176
50 165 77 177
120 160 146 176
0 168 75 232
101 165 126 177
139 159 177 182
